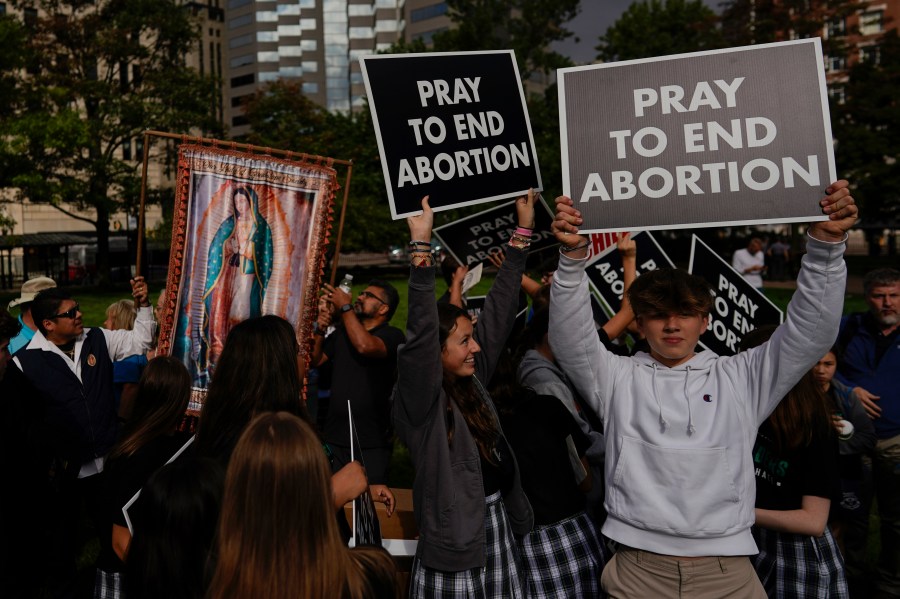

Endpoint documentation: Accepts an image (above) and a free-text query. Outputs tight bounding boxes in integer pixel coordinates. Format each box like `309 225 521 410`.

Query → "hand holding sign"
407 196 434 242
552 195 589 259
809 180 858 242
516 188 536 229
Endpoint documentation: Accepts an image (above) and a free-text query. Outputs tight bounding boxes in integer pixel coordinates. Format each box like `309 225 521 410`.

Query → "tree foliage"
597 0 725 62
242 81 407 253
1 0 220 281
434 0 580 78
832 30 900 224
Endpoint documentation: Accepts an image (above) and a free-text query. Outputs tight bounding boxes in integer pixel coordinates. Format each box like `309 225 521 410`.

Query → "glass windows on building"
859 10 884 35
230 53 255 68
229 13 253 29
230 33 254 48
411 2 447 23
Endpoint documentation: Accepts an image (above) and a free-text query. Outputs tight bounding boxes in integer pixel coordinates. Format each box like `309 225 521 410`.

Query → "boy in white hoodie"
548 180 857 598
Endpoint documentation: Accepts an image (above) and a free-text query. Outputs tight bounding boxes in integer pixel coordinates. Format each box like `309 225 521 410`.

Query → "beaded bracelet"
410 251 434 267
508 235 531 251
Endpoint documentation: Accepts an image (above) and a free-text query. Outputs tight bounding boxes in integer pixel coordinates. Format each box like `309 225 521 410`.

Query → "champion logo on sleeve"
702 394 713 403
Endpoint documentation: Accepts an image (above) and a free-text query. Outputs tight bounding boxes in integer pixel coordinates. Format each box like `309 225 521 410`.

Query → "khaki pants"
601 547 767 599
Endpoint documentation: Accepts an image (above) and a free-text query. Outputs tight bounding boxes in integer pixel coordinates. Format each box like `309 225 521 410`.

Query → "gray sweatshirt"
549 234 847 557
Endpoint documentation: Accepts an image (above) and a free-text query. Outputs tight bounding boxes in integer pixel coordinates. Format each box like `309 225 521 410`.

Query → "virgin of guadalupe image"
199 186 274 378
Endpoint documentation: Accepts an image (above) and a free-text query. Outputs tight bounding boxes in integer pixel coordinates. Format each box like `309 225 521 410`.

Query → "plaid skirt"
751 525 850 598
518 510 609 599
94 568 123 599
410 491 525 599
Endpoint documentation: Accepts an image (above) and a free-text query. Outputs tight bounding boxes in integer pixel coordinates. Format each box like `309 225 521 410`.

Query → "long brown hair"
195 315 312 460
438 304 499 463
207 412 396 599
741 326 833 450
107 356 191 461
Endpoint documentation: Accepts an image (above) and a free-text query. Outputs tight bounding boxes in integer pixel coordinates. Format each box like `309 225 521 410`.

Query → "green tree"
434 0 580 78
2 0 220 282
832 30 900 227
243 81 406 253
597 0 725 62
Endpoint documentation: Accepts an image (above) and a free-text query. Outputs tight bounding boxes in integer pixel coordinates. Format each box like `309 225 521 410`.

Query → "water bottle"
338 273 354 295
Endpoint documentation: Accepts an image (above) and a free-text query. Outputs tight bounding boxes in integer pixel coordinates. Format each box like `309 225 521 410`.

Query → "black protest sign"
688 235 783 356
434 198 555 267
558 39 835 233
464 295 529 330
585 231 675 315
359 51 542 219
465 296 486 321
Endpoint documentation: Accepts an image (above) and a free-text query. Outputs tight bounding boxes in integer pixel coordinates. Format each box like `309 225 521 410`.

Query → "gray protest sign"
558 39 835 233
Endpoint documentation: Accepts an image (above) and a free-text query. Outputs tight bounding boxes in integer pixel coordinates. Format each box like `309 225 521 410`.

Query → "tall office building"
224 0 405 134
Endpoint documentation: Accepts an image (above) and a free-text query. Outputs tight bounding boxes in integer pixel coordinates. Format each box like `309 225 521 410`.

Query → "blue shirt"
8 315 35 355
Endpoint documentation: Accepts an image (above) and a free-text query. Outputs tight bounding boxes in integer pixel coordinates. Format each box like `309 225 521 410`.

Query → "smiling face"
813 351 837 391
637 311 708 368
866 283 900 331
441 316 480 379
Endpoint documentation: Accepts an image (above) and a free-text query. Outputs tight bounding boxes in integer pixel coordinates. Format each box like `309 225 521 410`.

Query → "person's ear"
700 315 709 335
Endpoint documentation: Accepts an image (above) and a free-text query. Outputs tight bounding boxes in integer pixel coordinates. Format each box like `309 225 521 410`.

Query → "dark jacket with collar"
836 312 900 439
16 328 118 466
393 247 533 571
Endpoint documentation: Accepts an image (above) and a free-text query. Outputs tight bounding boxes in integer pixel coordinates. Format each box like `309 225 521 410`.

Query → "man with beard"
313 278 404 484
836 268 900 598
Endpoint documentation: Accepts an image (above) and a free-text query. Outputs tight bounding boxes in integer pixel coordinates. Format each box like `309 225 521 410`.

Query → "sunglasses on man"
51 304 80 320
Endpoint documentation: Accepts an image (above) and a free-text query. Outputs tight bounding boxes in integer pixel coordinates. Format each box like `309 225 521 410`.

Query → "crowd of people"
1 177 898 599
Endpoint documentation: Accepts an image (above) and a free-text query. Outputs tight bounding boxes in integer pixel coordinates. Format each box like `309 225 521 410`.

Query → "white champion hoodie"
549 235 847 557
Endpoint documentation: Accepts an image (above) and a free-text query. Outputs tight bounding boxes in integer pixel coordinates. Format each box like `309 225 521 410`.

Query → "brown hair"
437 303 499 464
627 268 713 318
741 326 833 450
195 315 312 461
105 299 137 330
208 412 396 599
107 356 191 461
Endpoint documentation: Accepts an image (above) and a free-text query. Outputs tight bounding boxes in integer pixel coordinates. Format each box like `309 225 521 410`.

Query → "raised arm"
103 276 154 360
472 190 534 382
393 197 443 429
548 195 617 419
321 282 388 358
731 181 858 423
601 232 637 341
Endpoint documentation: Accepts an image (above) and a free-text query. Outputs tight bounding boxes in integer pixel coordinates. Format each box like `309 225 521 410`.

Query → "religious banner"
558 39 835 233
158 145 336 402
359 50 542 218
433 197 556 267
586 231 675 315
688 235 783 356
